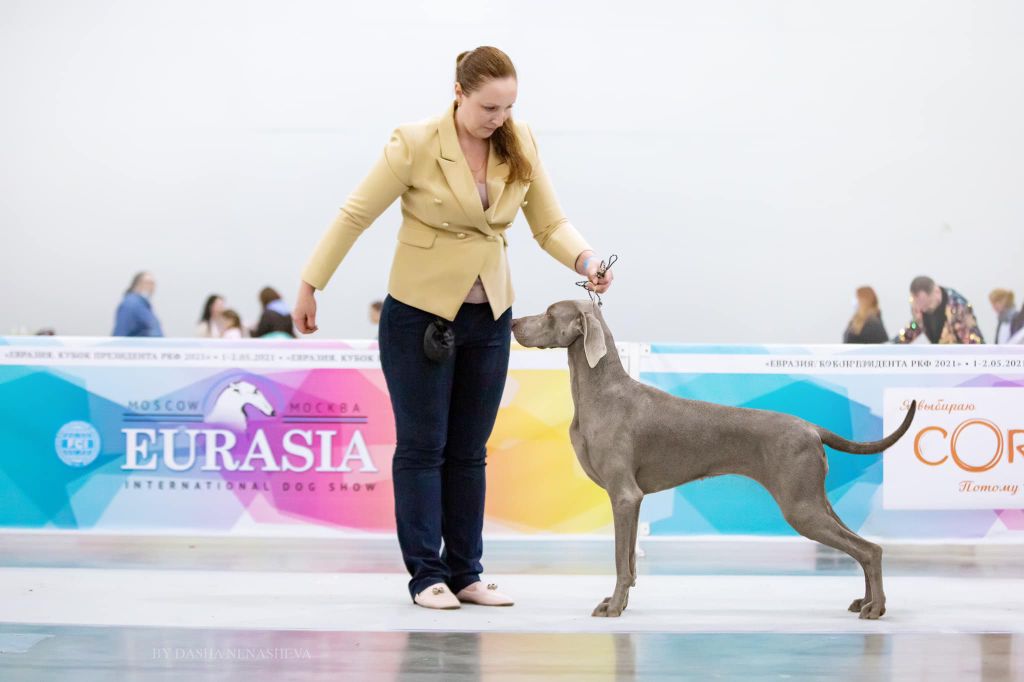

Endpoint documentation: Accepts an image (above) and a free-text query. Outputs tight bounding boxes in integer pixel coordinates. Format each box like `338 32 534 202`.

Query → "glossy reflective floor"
1 534 1022 681
2 626 1021 681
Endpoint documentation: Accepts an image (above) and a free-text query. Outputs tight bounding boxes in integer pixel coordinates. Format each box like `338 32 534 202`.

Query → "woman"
843 286 888 343
989 289 1016 344
293 47 613 610
252 287 296 338
196 295 227 338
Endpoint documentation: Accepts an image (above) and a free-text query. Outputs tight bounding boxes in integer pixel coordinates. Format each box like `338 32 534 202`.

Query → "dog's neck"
567 307 628 390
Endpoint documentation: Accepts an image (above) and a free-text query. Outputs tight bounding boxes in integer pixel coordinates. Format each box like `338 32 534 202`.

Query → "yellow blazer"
301 101 592 321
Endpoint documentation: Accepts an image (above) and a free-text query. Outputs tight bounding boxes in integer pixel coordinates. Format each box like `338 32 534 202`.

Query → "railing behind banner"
1 336 1022 541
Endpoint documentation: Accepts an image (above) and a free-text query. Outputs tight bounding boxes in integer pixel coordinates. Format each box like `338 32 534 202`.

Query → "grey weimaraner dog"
510 300 917 620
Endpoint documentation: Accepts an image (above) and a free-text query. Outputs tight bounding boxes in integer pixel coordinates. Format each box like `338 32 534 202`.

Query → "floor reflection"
1 625 1020 681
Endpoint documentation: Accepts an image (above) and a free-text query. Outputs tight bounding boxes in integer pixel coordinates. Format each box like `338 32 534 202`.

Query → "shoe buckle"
487 583 497 591
432 586 445 596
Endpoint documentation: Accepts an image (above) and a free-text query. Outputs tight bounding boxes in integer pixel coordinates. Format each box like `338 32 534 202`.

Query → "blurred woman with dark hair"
196 294 227 338
252 287 295 338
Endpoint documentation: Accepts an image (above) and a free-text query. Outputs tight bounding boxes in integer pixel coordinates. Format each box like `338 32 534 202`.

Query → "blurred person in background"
251 287 295 339
989 288 1016 344
1007 300 1024 344
843 286 888 343
196 294 228 337
369 300 383 325
369 300 383 339
895 275 983 344
220 310 245 339
112 271 163 337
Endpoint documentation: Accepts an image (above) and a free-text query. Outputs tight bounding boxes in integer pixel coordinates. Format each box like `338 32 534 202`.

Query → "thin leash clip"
575 254 618 307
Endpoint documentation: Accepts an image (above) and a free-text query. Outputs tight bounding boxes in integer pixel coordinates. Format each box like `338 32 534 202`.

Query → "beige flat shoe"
413 583 461 610
456 581 514 606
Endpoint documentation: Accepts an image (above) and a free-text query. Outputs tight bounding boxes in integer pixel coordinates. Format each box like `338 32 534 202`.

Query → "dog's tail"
814 400 917 455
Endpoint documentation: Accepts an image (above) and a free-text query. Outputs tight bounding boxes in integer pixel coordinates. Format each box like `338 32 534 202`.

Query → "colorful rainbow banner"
1 336 1022 539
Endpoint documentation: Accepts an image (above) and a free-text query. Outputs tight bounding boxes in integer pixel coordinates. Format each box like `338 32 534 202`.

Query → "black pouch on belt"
423 319 454 363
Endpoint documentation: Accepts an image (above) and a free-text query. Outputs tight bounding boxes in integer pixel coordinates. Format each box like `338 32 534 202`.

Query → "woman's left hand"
584 257 615 294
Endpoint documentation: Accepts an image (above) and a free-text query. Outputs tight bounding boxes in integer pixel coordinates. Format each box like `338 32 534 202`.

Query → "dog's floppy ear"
580 311 607 369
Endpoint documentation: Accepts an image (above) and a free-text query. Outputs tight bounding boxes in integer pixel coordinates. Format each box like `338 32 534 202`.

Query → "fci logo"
913 420 1024 473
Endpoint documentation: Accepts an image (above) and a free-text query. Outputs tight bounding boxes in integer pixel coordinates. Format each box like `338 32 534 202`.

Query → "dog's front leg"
592 486 642 617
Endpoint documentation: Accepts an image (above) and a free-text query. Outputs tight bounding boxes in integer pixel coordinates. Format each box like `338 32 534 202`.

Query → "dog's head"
511 300 607 368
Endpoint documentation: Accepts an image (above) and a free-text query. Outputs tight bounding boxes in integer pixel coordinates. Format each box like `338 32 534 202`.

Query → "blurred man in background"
895 275 983 344
112 271 163 337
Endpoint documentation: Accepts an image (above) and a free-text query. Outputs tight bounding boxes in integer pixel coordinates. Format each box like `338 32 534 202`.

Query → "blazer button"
506 222 513 228
486 235 495 241
434 197 442 204
522 200 529 206
457 232 466 239
442 222 450 228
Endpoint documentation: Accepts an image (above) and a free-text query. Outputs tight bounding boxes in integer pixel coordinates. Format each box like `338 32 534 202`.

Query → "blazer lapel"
436 101 496 234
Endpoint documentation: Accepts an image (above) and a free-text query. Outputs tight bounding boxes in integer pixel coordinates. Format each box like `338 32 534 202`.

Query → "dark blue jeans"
378 294 512 600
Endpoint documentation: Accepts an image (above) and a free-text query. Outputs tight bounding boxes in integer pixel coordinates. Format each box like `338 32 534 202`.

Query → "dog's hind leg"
821 498 877 614
772 460 886 620
816 449 879 614
819 500 872 611
592 479 643 618
816 516 884 619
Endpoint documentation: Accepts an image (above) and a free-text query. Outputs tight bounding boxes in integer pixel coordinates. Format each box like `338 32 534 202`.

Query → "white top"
196 320 223 338
475 180 489 210
463 181 491 304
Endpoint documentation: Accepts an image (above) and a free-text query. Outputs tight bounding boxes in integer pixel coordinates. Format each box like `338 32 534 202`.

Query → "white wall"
2 0 1021 343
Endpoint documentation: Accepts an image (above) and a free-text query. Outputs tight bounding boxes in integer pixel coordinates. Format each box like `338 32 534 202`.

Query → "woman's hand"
293 281 319 334
577 251 615 294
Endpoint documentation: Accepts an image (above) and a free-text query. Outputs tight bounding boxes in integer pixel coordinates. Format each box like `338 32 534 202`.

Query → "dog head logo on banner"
115 375 378 474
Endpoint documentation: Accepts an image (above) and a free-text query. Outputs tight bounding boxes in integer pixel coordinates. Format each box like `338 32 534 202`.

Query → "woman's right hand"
293 281 319 334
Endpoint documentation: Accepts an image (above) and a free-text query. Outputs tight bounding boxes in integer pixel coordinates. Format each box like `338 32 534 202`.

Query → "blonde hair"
455 46 532 185
850 286 881 335
989 288 1015 310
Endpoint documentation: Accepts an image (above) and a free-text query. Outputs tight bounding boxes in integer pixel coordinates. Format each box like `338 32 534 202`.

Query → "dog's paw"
848 599 863 613
858 601 886 620
592 600 624 617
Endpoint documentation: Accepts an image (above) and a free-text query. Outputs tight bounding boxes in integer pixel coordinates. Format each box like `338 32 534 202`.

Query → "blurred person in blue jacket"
112 271 164 337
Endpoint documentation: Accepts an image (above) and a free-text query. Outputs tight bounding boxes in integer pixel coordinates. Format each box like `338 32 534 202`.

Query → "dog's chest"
569 419 604 488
